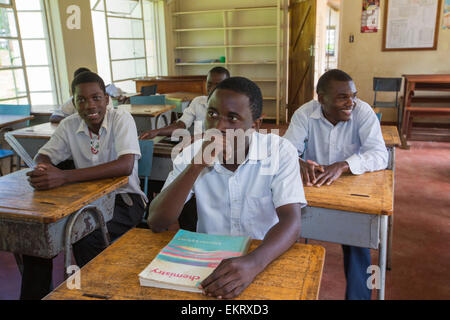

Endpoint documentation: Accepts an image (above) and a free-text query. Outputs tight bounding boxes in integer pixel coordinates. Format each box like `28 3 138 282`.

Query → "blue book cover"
139 229 251 293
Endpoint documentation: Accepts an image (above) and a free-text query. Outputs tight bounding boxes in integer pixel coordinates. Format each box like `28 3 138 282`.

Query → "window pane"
26 66 51 91
16 0 41 11
105 0 141 19
0 68 26 99
22 40 49 65
0 39 22 67
17 12 44 38
114 80 135 93
0 0 11 5
108 17 143 38
30 92 54 105
0 7 18 37
110 39 144 60
112 58 145 81
1 98 28 105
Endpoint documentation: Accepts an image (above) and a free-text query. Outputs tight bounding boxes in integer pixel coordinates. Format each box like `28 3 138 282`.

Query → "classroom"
0 0 449 303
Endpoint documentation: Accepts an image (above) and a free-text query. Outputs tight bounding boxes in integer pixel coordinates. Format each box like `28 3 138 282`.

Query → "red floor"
0 140 449 300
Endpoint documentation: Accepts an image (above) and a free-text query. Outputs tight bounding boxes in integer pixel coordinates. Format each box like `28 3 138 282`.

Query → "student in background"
139 67 230 140
283 69 388 300
21 71 146 300
49 67 122 123
147 77 305 299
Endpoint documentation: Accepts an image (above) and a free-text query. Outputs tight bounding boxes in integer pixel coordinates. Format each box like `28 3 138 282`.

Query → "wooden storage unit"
166 0 288 124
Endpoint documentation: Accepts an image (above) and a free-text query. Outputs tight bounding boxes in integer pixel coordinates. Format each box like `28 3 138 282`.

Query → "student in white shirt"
139 67 230 140
283 69 388 300
147 77 306 299
50 67 119 123
21 71 146 300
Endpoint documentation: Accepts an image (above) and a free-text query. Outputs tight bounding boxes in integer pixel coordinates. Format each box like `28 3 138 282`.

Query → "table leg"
378 215 388 300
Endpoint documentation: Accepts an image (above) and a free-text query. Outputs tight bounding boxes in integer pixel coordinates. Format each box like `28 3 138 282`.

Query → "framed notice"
383 0 442 51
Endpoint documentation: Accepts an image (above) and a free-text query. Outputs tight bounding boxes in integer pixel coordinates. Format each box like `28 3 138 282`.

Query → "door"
288 0 316 121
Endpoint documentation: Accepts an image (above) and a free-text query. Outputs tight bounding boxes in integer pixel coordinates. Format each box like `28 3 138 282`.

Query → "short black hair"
316 69 353 95
73 67 91 79
71 71 106 95
211 76 262 120
208 66 230 79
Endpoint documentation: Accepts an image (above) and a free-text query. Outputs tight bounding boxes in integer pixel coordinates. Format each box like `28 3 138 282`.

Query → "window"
90 0 163 93
0 0 57 105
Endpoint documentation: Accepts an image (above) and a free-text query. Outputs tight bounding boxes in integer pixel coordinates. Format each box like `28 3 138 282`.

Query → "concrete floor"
0 140 449 300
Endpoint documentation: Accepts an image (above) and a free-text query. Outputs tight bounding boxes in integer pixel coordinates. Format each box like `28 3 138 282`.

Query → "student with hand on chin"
147 77 306 299
283 69 388 300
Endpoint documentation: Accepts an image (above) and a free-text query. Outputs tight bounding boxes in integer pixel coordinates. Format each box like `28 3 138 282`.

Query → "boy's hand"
192 135 232 167
26 163 68 190
139 129 159 140
313 161 349 187
200 255 261 299
299 159 325 186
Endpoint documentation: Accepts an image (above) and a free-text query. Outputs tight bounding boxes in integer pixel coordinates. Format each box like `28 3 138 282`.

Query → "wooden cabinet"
166 0 288 124
134 75 207 94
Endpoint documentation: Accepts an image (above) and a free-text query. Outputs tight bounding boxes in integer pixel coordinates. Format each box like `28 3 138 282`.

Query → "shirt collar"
76 108 110 136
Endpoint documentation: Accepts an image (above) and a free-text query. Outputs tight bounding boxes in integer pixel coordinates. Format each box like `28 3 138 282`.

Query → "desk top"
10 122 58 139
44 228 325 300
165 92 201 102
381 125 401 147
0 169 128 223
304 170 393 216
118 104 175 117
0 115 34 128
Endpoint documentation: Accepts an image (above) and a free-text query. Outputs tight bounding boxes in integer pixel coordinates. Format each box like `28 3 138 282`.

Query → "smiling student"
147 77 306 299
283 69 388 300
21 71 146 300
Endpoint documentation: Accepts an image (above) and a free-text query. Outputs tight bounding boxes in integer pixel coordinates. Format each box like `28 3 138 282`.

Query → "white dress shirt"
162 132 306 240
178 95 208 130
283 99 388 174
37 108 147 201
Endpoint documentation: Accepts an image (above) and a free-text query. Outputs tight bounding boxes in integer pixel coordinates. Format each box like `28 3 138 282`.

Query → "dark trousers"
20 193 145 300
342 245 372 300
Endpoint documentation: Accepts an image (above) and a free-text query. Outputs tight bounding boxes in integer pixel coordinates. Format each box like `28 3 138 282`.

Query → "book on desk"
138 229 251 293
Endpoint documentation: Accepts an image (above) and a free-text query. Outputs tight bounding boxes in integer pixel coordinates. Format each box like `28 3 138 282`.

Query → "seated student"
49 67 119 123
283 69 388 300
147 77 305 299
21 71 147 300
139 67 230 140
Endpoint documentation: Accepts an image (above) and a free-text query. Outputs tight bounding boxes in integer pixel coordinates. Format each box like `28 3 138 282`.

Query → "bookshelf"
166 0 288 123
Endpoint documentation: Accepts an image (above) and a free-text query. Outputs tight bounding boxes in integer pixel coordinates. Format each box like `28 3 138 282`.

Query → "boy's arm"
139 121 186 140
27 154 135 190
200 203 302 299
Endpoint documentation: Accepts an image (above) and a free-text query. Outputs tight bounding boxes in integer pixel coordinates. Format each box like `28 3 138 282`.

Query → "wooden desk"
43 228 325 300
134 76 207 95
0 115 34 129
118 104 176 133
301 170 393 300
0 169 127 277
401 74 450 147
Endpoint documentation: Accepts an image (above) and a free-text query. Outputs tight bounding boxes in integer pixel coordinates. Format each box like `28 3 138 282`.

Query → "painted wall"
49 0 97 101
338 0 450 122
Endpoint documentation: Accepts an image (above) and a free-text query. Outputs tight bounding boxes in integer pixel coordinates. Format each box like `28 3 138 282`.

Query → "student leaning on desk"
139 66 230 140
22 71 147 300
283 69 389 300
147 77 306 299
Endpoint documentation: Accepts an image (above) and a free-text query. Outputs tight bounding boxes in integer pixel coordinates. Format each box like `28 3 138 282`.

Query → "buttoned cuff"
345 154 364 175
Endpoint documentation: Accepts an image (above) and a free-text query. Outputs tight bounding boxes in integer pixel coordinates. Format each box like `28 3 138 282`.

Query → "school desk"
301 170 393 300
118 104 176 134
0 169 128 278
0 115 34 129
43 228 325 300
134 76 207 95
